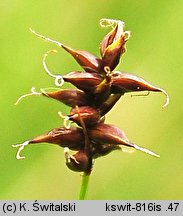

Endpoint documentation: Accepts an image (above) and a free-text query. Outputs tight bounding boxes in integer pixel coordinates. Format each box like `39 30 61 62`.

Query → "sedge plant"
13 18 169 200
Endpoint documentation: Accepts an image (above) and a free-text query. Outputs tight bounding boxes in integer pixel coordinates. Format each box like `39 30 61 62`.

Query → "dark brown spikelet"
111 71 169 108
42 89 90 107
69 106 101 127
63 71 102 92
87 123 132 147
29 127 84 150
62 45 102 73
111 72 165 93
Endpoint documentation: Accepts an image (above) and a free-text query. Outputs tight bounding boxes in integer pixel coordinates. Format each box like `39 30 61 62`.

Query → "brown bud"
63 71 103 92
100 19 130 71
69 106 101 126
100 19 125 56
42 89 90 107
29 126 84 150
65 149 91 172
101 35 128 71
62 45 102 73
100 24 119 56
111 72 169 108
88 123 160 157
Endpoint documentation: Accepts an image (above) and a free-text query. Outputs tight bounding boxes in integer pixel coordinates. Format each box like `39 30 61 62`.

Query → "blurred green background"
1 0 183 199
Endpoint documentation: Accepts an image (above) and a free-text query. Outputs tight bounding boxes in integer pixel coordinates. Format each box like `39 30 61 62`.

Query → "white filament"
42 50 64 87
161 88 170 109
12 140 30 159
15 87 41 105
29 28 64 47
30 28 65 87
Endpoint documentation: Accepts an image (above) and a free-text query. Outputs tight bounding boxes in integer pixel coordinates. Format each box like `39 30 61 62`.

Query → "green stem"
79 172 90 200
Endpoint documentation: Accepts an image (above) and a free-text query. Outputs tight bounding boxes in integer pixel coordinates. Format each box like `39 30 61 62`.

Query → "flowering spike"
14 19 168 177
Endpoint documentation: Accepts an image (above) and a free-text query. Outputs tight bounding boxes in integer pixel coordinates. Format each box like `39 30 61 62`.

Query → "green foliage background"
1 0 183 199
